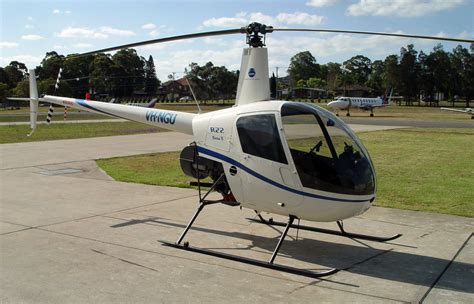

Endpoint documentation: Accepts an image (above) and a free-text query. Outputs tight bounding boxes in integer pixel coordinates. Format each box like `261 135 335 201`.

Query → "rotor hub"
241 23 273 47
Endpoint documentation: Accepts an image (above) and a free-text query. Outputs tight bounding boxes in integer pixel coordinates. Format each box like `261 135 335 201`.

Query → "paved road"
343 117 474 128
1 131 472 303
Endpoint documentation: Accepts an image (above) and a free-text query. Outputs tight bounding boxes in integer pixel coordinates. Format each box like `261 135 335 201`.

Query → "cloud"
202 12 325 28
0 42 19 48
25 24 34 29
147 25 173 37
57 27 107 39
57 26 135 39
202 17 247 28
276 12 325 25
21 34 43 41
142 23 157 30
99 26 135 36
0 55 43 67
347 0 465 17
53 9 71 14
72 43 93 48
306 0 339 7
149 30 160 37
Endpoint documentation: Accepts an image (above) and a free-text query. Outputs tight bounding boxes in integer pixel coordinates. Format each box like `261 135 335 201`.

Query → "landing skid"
161 152 338 278
160 241 338 279
163 202 338 278
250 213 401 243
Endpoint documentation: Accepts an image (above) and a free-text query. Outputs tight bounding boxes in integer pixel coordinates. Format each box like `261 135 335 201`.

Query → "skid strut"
161 146 338 278
161 181 337 277
250 213 401 243
161 207 338 278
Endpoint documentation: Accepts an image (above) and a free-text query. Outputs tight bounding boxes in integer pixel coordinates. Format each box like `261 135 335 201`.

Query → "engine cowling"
179 144 220 179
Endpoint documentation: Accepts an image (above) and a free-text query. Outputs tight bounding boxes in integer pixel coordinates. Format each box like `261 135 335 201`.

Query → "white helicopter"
26 23 472 278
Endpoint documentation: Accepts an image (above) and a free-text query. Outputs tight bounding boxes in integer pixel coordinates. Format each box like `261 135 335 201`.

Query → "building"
335 84 374 97
159 78 193 101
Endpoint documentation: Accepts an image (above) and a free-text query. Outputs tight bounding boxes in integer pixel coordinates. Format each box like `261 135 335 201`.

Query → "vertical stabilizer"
235 48 270 106
28 69 39 136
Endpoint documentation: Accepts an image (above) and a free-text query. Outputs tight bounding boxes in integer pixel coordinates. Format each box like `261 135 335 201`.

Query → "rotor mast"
235 23 273 106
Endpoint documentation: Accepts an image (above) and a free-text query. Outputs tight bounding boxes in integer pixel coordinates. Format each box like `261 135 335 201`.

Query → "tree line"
287 43 473 105
0 49 160 101
1 42 473 105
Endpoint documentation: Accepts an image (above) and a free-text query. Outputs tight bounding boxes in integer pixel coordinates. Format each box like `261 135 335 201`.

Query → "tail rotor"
28 69 39 136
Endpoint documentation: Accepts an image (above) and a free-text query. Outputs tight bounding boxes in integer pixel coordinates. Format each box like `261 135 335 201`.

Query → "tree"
11 80 29 97
418 50 435 103
296 79 307 87
186 62 238 99
450 45 474 106
340 66 355 94
428 44 452 102
62 54 94 98
342 55 372 85
287 51 320 85
89 53 115 96
112 49 145 96
270 73 276 99
366 60 384 93
209 66 238 99
325 62 341 91
398 44 419 102
37 78 72 96
307 77 326 89
4 61 28 88
144 55 160 94
0 82 8 102
382 54 399 91
37 51 65 80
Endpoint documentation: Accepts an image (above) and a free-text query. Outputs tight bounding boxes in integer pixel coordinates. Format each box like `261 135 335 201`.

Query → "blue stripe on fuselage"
197 146 372 203
75 99 125 119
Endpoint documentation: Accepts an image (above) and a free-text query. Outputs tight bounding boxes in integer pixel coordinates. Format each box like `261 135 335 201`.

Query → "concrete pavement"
1 130 473 303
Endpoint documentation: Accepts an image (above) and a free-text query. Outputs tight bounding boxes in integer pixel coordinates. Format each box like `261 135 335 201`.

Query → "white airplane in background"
327 89 393 117
440 107 473 119
127 98 158 108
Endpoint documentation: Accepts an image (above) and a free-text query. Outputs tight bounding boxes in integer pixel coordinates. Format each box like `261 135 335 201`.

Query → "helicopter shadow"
111 216 473 294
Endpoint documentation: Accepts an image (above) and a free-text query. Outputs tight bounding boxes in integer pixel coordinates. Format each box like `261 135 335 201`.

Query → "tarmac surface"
343 117 474 129
1 128 473 303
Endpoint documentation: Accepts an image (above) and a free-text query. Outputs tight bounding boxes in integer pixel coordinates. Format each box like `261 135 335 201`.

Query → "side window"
236 114 288 164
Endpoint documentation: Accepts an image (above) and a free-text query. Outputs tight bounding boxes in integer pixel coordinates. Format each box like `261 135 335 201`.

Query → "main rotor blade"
75 24 472 58
272 28 473 43
79 28 242 56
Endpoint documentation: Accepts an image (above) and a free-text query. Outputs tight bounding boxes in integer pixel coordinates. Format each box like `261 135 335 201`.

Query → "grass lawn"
96 128 474 217
0 122 165 144
96 152 211 189
359 128 474 217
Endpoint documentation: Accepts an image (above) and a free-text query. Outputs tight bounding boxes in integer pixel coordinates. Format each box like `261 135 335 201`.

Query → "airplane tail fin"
28 69 39 136
382 87 393 105
146 98 158 108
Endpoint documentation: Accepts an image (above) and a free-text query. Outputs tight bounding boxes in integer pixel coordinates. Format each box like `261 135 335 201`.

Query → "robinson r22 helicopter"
26 23 473 278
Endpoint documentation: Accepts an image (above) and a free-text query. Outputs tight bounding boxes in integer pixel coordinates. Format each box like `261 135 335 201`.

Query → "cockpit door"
235 113 303 211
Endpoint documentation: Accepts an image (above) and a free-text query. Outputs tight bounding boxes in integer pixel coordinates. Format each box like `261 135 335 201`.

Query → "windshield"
281 102 375 195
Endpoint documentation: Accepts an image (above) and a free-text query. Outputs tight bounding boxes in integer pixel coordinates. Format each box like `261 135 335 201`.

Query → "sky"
1 0 473 80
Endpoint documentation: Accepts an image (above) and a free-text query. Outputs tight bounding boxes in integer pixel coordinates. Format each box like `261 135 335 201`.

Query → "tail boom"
42 95 196 135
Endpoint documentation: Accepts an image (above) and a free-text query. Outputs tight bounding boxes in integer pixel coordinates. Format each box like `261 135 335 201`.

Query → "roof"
162 77 193 87
336 84 373 92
